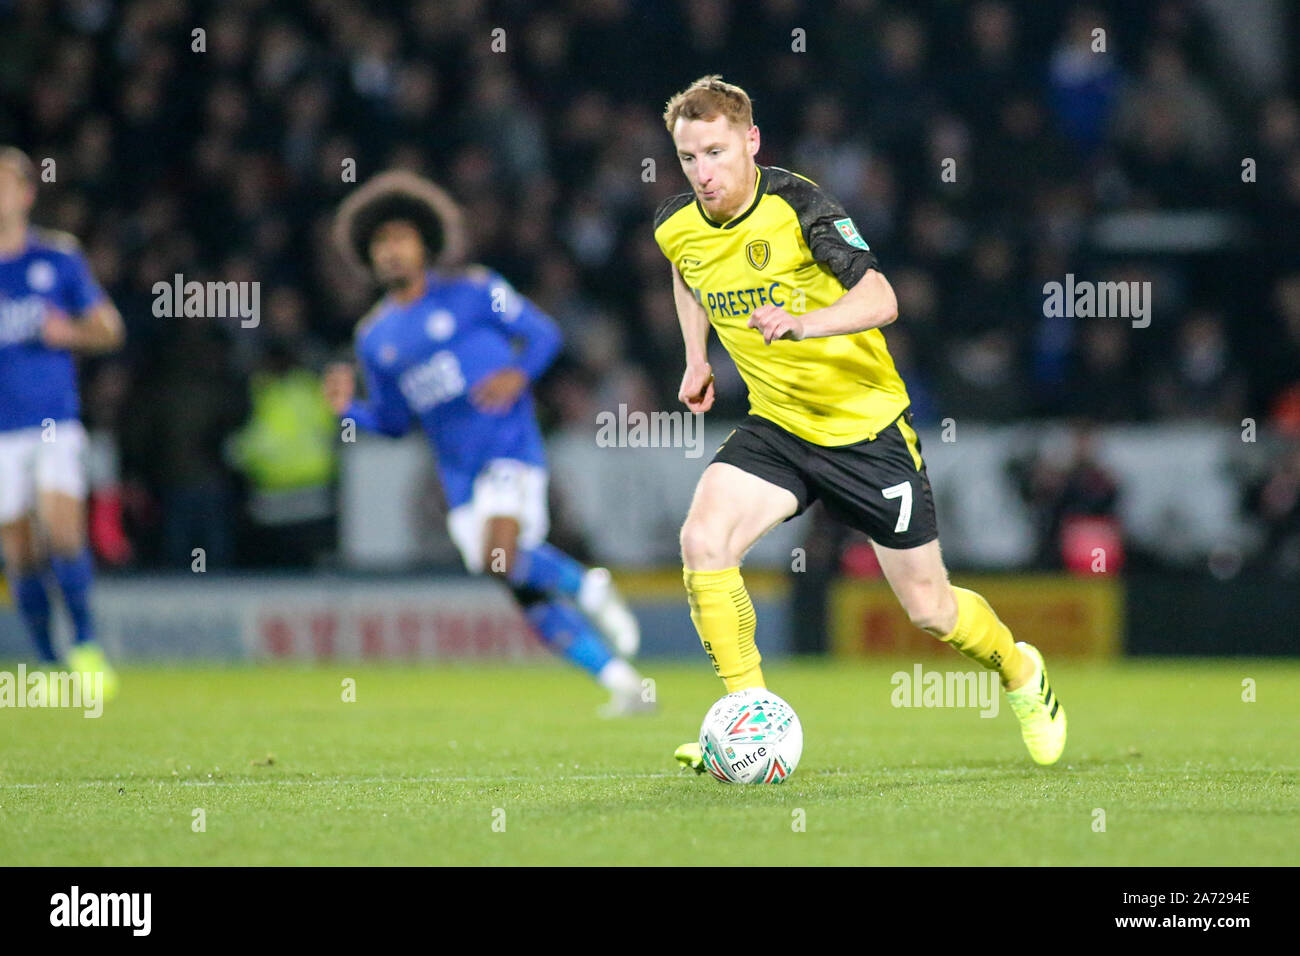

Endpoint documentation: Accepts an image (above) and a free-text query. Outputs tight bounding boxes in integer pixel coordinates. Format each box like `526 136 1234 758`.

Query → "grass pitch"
1 658 1297 866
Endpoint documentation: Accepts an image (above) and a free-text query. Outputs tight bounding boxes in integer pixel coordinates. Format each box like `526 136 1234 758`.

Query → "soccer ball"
699 688 803 784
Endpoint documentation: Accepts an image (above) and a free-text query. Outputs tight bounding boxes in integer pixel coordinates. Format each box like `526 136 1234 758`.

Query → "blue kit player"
0 147 124 691
326 171 650 715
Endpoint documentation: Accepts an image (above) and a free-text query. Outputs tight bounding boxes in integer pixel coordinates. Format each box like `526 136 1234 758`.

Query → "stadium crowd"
3 0 1299 569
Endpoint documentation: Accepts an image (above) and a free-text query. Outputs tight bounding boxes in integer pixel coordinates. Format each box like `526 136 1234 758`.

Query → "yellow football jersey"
654 164 909 446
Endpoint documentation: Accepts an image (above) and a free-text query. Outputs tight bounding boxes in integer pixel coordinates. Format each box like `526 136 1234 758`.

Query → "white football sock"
597 658 641 695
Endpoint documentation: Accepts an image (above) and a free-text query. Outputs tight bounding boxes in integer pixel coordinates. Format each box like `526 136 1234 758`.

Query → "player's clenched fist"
323 362 357 414
678 361 715 413
748 304 804 344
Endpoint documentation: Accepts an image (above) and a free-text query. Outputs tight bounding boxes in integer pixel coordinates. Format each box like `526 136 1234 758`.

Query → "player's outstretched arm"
671 264 714 412
326 358 411 438
324 362 358 415
40 301 125 354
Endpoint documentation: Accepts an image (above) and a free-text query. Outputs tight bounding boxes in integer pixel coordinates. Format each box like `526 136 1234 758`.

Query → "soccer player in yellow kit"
654 76 1066 768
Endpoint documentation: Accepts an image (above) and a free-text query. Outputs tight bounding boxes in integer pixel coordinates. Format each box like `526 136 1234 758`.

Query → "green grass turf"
1 658 1297 865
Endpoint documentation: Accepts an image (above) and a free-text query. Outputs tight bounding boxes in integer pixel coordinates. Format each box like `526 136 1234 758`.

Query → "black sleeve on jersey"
653 192 695 231
765 166 880 289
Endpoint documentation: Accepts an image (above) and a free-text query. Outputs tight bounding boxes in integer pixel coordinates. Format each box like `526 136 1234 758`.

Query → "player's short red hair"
663 75 753 133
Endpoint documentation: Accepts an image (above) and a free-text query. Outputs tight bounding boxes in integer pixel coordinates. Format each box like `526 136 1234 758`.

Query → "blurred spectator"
1113 41 1229 205
119 315 248 569
1063 320 1147 422
938 330 1025 422
880 325 938 426
1260 274 1300 418
228 336 337 568
1047 6 1122 157
1245 442 1300 578
1011 425 1123 571
1148 310 1246 422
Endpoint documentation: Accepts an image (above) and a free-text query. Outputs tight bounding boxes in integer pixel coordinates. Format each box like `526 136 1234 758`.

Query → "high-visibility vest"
231 369 337 491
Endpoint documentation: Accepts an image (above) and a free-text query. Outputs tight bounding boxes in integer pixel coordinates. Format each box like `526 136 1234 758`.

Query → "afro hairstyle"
332 170 467 278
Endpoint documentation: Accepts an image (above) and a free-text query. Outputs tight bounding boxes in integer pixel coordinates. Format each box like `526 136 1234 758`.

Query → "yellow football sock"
940 586 1026 687
683 566 765 692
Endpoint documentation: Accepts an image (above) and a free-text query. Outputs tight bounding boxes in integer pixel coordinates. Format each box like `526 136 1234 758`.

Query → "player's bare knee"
0 549 38 574
679 519 710 566
0 523 38 573
680 517 736 569
46 526 83 558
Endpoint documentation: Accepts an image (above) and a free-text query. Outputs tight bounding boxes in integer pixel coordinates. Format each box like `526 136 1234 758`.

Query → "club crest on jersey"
26 260 55 292
745 240 771 271
833 218 870 251
426 309 455 341
378 343 398 365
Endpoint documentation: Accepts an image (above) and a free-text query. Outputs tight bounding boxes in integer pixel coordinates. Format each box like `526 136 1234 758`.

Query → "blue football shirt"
0 229 105 432
346 267 563 509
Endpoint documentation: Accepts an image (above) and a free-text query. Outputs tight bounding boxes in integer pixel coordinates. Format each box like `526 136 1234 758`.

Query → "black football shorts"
711 409 939 549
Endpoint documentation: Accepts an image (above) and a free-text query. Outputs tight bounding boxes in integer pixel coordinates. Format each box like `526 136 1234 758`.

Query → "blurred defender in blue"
325 171 650 715
0 146 123 694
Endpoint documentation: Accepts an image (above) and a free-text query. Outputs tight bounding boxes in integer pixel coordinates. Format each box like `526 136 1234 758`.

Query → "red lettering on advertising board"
263 616 293 656
310 613 337 658
397 613 421 657
360 615 384 657
435 614 468 655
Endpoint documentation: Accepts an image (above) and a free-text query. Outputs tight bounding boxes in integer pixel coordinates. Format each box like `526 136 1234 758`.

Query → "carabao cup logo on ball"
699 688 803 784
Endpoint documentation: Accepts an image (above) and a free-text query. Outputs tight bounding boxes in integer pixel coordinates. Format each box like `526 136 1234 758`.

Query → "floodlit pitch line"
1 766 1293 790
0 773 683 789
0 769 863 789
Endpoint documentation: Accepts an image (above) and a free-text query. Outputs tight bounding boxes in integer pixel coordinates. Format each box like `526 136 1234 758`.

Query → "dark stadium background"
3 0 1300 655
